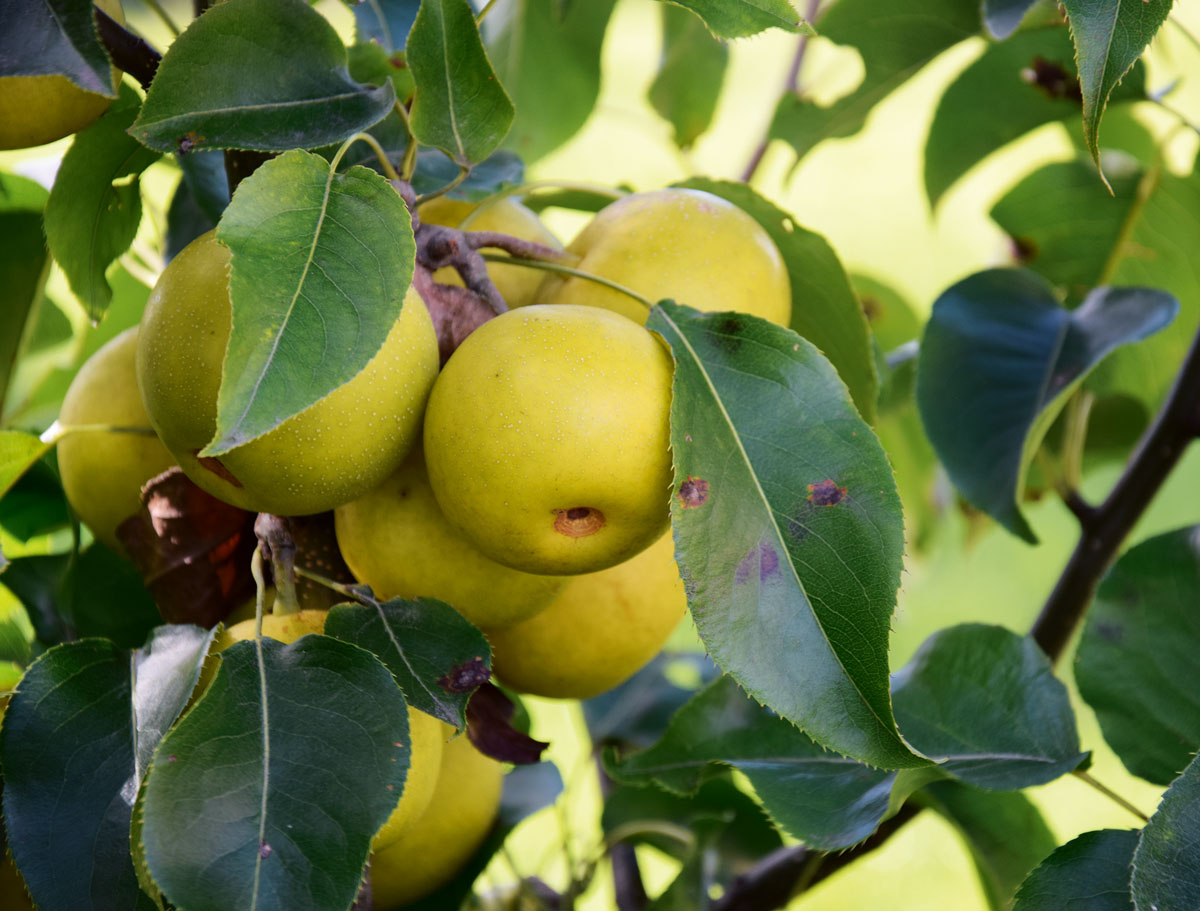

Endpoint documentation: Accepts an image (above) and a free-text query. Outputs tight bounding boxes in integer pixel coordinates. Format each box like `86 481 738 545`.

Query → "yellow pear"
136 231 440 516
0 0 124 150
370 733 504 909
334 449 565 627
422 305 674 575
486 531 687 699
419 196 562 308
56 328 176 550
202 609 445 849
534 187 791 326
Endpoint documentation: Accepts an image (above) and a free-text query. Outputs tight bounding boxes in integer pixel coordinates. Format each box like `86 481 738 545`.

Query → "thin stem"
393 102 418 180
1169 16 1200 54
251 544 266 639
138 0 181 37
294 565 373 604
475 0 500 25
740 0 822 183
1074 770 1151 823
1061 389 1095 495
415 166 471 206
604 821 697 853
52 422 160 439
330 132 400 181
477 254 655 311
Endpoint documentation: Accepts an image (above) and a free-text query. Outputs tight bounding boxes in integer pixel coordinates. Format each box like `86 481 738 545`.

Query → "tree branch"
95 8 161 90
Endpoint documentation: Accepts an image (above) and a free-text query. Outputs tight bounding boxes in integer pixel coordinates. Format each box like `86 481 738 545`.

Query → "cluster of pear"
54 186 792 906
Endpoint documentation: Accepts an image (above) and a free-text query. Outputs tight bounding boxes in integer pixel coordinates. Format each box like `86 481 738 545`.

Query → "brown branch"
463 231 573 264
95 8 160 90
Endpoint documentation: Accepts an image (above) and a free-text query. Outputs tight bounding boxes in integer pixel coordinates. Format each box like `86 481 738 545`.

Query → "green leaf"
922 781 1058 910
649 5 729 149
646 815 728 911
0 175 50 411
924 26 1146 206
59 542 165 649
0 585 34 668
324 596 492 729
0 635 206 911
408 0 515 166
131 0 396 154
45 84 160 321
177 148 231 224
488 0 617 162
0 431 53 503
656 0 810 39
675 178 879 423
141 636 411 911
769 0 981 162
892 624 1088 790
585 652 719 749
984 0 1044 38
1132 752 1200 909
608 676 903 850
1014 829 1137 911
648 302 916 768
410 147 525 200
1062 0 1172 186
202 149 414 455
352 0 420 51
916 270 1177 542
0 0 115 93
1077 526 1200 786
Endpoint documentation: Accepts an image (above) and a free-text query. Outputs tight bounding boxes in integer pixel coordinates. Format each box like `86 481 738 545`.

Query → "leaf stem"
477 254 655 311
50 422 160 439
475 0 500 25
294 565 375 606
138 0 182 37
415 165 471 206
1073 769 1151 823
331 132 401 182
604 821 697 853
393 101 419 181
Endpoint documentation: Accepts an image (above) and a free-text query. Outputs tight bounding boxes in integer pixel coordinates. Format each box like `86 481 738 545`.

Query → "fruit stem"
48 422 161 440
1072 770 1151 823
477 254 656 311
251 544 267 638
254 514 301 616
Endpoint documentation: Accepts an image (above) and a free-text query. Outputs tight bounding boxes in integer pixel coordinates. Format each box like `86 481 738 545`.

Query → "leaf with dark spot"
466 683 548 765
677 477 709 509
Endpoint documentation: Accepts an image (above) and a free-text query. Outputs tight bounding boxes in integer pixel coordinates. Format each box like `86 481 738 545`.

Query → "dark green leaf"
0 554 71 646
675 179 879 426
131 0 396 153
922 781 1058 910
61 543 164 649
1014 829 1137 911
0 174 49 411
410 147 525 200
0 586 34 668
0 640 157 911
585 652 719 748
769 0 981 162
165 173 218 263
1062 0 1172 185
488 0 617 162
647 815 727 911
202 149 414 455
0 456 70 543
647 303 917 768
141 636 410 911
0 432 53 502
985 0 1043 37
916 270 1177 542
44 84 160 321
408 0 514 166
1077 527 1200 786
924 26 1146 206
893 624 1087 789
656 0 808 40
178 148 230 224
353 0 420 51
608 676 902 850
324 596 492 729
649 5 728 148
0 0 115 93
1132 752 1200 909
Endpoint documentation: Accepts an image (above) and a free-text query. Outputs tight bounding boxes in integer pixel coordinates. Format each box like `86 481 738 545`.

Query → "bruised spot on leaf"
553 507 604 537
259 842 272 859
1011 235 1038 262
677 476 709 509
193 451 244 488
808 480 847 507
438 656 490 693
467 683 549 764
1021 57 1083 103
735 542 781 585
860 295 882 323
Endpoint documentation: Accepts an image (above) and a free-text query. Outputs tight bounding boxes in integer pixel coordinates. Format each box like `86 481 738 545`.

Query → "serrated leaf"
0 432 53 502
656 0 809 39
1062 0 1172 187
985 0 1044 38
649 5 728 149
142 636 410 911
408 0 514 166
45 84 160 321
488 0 617 162
0 175 50 411
1014 829 1137 911
921 781 1058 910
769 0 981 162
676 178 879 422
608 676 902 850
584 652 720 749
924 26 1146 206
201 149 414 454
131 0 396 153
409 147 525 200
0 635 207 911
324 597 491 729
352 0 420 51
647 302 918 769
916 270 1177 542
1132 752 1200 909
0 0 115 93
1077 526 1200 786
892 624 1087 789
